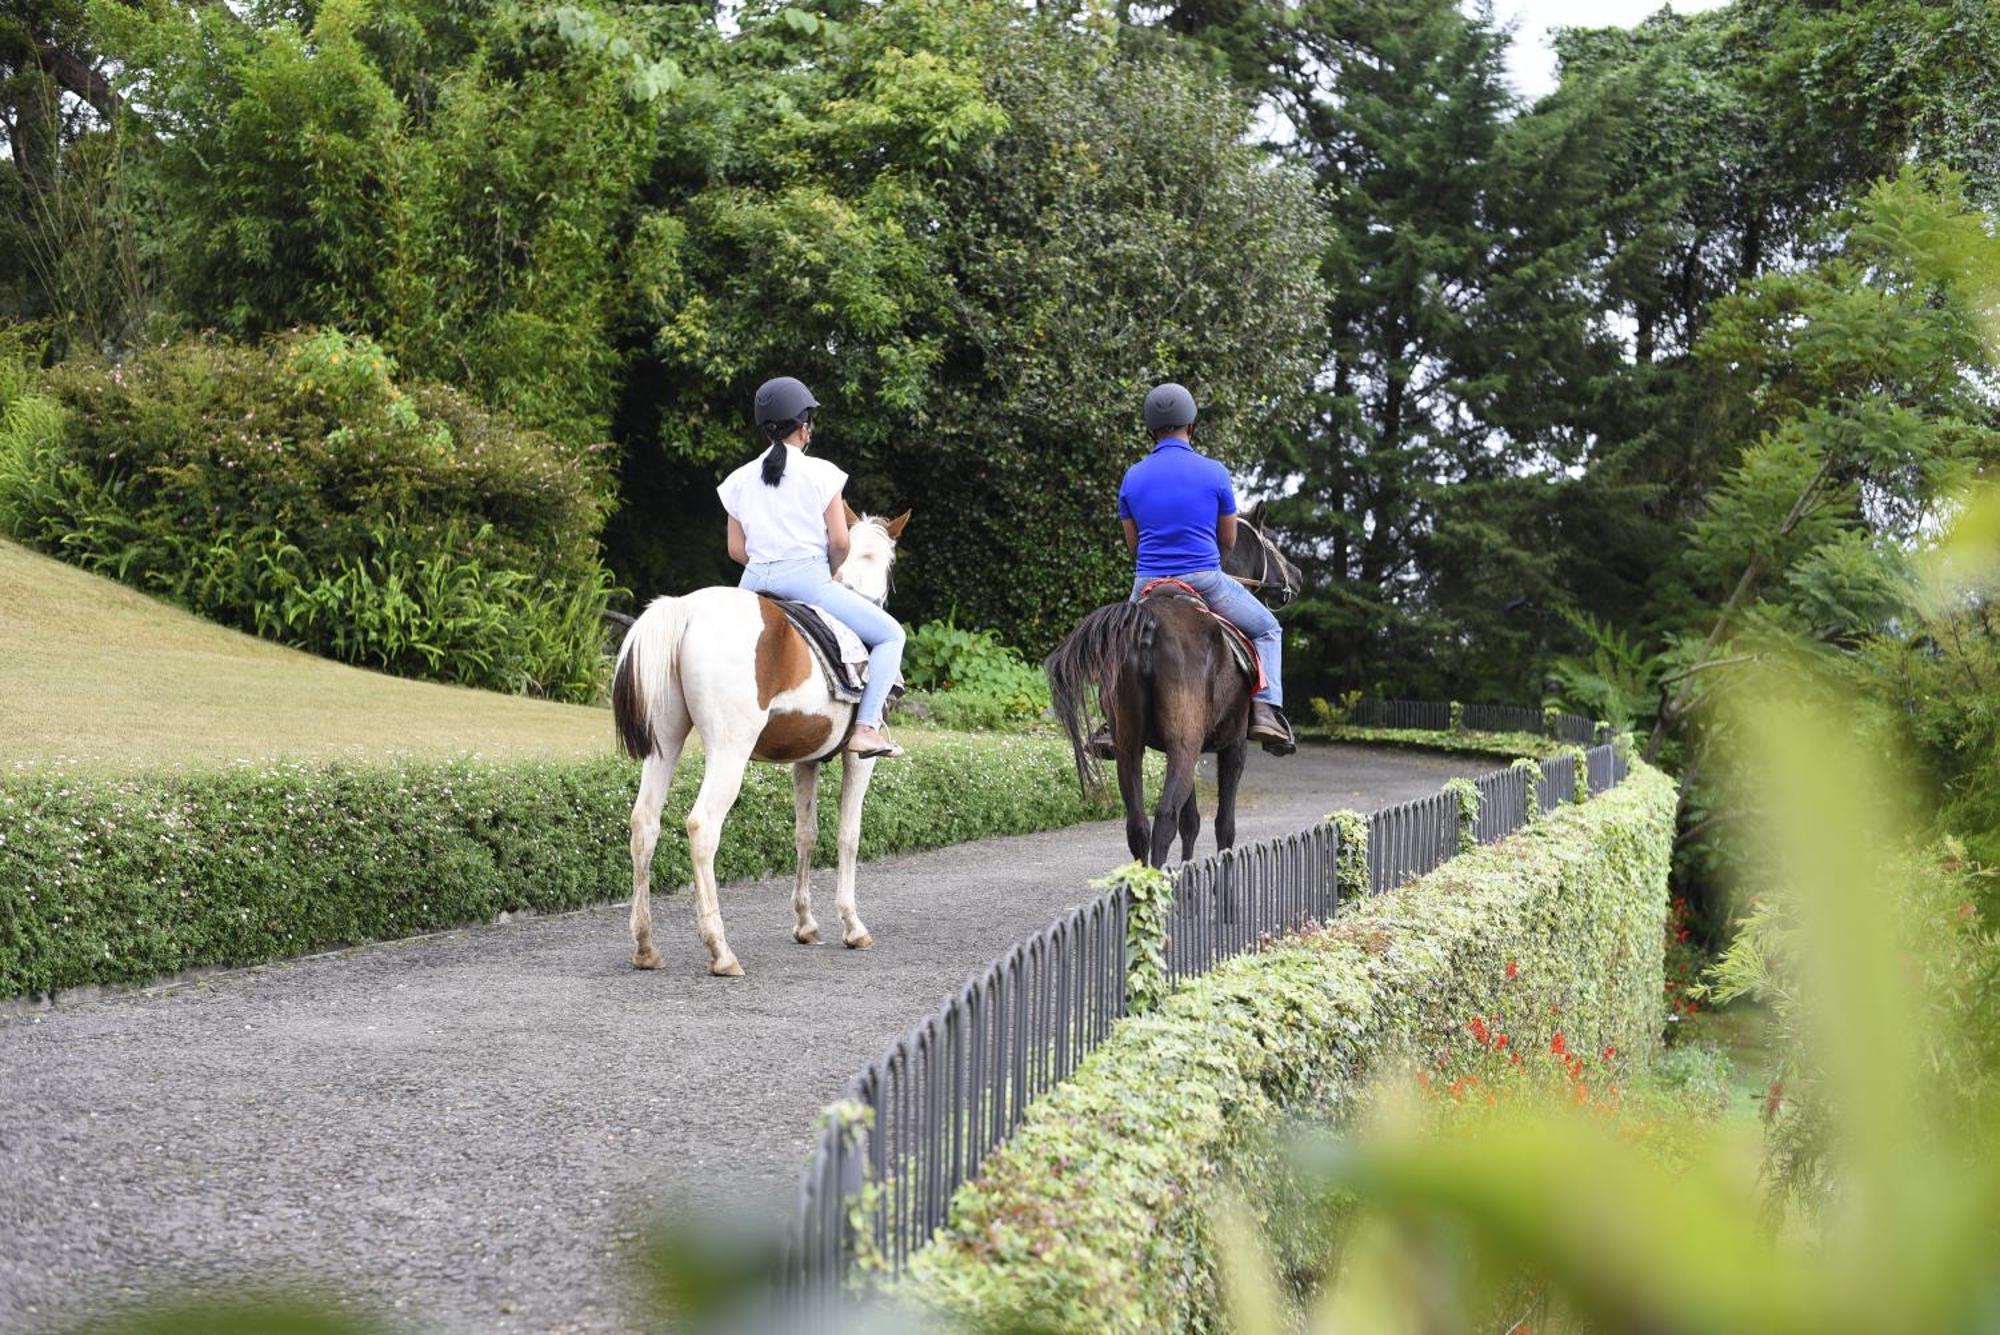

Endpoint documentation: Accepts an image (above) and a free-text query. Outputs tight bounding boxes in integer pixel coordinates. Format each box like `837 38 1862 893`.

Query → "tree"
611 1 1327 648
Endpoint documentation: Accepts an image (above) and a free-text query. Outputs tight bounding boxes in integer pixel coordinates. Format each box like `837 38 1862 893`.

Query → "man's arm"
1122 517 1139 554
1216 463 1239 553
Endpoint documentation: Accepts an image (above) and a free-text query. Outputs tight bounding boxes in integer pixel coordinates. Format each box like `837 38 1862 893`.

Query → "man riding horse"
1093 381 1295 757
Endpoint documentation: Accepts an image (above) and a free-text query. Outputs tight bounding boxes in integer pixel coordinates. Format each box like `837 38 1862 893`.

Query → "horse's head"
836 500 911 607
1224 501 1302 609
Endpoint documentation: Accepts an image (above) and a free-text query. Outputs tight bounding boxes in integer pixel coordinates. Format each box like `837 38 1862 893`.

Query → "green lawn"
0 539 614 770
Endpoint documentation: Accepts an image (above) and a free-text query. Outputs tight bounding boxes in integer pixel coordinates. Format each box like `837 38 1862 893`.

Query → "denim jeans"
740 557 905 727
1131 569 1282 705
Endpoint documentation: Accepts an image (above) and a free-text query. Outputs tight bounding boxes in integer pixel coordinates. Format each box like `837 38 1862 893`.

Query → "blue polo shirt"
1117 438 1238 578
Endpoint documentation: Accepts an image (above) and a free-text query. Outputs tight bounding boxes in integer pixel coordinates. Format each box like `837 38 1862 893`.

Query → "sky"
1488 0 1733 100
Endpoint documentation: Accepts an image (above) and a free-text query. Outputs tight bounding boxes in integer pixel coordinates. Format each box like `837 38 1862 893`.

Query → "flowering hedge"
0 734 1120 1000
900 760 1675 1331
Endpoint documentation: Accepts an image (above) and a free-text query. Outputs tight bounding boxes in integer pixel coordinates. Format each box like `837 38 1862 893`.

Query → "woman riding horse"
615 376 910 976
719 376 906 760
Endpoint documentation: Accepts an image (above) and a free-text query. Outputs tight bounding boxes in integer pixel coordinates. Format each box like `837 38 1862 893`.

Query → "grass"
0 539 1032 774
0 537 618 771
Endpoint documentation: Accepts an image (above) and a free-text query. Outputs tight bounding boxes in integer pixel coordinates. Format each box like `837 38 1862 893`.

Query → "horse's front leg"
791 761 822 944
834 750 876 948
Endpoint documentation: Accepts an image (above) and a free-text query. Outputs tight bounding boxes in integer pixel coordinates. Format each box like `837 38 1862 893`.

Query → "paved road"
0 742 1483 1334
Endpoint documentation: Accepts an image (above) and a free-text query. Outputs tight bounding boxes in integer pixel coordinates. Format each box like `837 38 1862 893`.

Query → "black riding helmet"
1143 382 1197 434
754 376 821 438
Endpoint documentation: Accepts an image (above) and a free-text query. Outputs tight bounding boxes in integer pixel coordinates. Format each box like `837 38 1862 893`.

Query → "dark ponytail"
759 434 789 487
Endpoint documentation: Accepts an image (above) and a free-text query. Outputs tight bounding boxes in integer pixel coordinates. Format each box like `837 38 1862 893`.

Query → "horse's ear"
884 509 912 540
841 498 861 528
1241 499 1265 527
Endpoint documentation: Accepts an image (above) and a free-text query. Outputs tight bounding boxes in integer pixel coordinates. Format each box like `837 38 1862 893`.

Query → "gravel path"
0 742 1483 1334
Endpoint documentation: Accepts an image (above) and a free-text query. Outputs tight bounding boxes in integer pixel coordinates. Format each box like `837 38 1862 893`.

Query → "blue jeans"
740 557 905 727
1131 569 1282 705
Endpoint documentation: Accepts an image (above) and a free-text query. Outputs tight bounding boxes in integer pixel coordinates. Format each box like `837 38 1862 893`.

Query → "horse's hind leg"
629 718 689 971
1178 788 1202 863
1213 741 1247 852
791 762 822 945
685 736 755 977
1149 743 1201 867
834 751 876 948
1116 746 1150 863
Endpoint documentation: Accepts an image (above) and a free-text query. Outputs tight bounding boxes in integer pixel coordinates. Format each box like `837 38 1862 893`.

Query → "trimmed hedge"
901 760 1676 1331
0 734 1119 999
1302 722 1575 759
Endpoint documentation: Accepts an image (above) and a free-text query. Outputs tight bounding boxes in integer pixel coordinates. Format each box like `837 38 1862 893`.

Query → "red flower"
1468 1016 1490 1046
1765 1080 1785 1118
1505 960 1520 980
1602 1045 1617 1062
1550 1032 1568 1057
1494 1033 1509 1050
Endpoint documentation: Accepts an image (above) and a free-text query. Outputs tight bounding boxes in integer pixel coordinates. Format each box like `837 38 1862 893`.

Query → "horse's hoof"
632 949 664 971
795 927 821 945
845 933 874 951
710 956 745 977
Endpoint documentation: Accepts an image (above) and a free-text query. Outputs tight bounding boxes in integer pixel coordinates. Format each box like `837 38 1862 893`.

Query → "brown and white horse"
611 511 910 977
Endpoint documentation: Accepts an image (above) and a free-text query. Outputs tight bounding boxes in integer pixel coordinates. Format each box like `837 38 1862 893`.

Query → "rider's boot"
1086 722 1117 759
1250 702 1295 757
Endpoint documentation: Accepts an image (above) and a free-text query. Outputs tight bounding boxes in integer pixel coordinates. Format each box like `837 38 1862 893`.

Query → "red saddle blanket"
1136 578 1266 693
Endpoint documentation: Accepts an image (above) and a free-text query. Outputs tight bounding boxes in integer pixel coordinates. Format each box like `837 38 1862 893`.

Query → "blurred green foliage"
0 329 616 699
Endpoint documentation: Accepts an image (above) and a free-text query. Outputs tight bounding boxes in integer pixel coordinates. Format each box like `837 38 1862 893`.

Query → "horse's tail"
1044 601 1154 794
612 595 690 761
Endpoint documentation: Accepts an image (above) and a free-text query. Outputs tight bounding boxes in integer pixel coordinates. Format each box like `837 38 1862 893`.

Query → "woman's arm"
824 496 852 571
726 516 749 566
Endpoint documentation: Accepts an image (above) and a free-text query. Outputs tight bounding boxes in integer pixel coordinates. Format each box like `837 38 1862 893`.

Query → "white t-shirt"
717 448 848 564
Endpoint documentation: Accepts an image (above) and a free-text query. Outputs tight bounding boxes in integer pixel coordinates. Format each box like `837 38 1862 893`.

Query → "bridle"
1231 519 1299 608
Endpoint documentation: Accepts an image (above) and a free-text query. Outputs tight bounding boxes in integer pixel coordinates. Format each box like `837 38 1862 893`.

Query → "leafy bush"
897 618 1050 730
0 330 615 700
0 732 1121 1000
900 762 1675 1331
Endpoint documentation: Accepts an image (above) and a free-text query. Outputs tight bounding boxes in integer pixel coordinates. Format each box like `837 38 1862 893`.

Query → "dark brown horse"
1045 511 1300 866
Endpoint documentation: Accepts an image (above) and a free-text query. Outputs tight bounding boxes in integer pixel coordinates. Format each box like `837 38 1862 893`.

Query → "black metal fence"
789 721 1633 1308
1347 697 1610 746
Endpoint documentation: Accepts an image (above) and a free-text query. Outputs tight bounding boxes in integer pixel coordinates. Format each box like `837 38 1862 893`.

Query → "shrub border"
0 734 1123 1001
899 760 1676 1331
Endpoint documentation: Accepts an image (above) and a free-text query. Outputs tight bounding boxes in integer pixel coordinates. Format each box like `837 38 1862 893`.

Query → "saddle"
763 597 902 706
1136 578 1265 693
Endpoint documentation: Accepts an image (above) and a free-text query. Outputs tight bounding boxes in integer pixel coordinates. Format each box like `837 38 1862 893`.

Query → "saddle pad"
1135 578 1265 693
766 597 902 707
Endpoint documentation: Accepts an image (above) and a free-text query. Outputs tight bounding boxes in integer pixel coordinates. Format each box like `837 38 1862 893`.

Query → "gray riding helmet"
754 376 821 432
1143 382 1198 433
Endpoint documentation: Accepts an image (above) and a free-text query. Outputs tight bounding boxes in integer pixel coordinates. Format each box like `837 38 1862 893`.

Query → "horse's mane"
837 516 897 602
